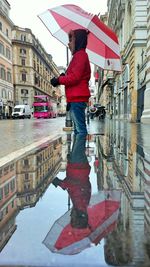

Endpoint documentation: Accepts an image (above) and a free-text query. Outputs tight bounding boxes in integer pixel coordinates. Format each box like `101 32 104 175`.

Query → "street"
0 117 65 159
0 117 150 159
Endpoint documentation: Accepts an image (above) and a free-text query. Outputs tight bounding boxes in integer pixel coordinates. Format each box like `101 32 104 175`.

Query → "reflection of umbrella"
43 190 121 255
38 4 121 71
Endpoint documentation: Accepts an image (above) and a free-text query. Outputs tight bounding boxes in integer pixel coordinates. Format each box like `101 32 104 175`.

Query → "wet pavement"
0 117 65 159
0 118 150 267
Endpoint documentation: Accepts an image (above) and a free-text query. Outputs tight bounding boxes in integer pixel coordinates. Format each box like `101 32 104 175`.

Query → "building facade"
142 0 150 123
12 26 61 108
0 0 14 118
98 0 147 123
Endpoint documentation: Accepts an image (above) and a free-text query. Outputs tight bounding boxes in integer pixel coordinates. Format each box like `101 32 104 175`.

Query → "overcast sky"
8 0 107 68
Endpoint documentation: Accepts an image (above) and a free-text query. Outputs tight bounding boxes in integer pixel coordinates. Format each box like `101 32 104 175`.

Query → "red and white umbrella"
38 4 122 71
43 190 121 255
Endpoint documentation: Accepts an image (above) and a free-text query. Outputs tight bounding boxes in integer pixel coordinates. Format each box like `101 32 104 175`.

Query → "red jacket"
58 49 91 103
58 162 91 212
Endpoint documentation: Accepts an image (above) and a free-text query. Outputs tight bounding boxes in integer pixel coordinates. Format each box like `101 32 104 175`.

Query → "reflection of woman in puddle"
52 135 91 229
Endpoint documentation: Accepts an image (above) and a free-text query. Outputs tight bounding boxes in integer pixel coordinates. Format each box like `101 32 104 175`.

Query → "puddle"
0 128 150 267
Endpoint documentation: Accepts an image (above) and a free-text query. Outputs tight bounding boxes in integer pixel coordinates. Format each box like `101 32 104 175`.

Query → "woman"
51 29 91 135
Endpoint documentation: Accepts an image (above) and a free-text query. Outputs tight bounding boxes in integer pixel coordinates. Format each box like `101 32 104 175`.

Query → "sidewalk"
0 117 150 165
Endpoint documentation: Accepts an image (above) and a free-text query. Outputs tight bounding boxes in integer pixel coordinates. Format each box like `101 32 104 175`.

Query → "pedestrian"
50 29 91 136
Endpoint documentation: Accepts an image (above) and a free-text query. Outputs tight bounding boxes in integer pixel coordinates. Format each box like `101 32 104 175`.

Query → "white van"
12 104 31 119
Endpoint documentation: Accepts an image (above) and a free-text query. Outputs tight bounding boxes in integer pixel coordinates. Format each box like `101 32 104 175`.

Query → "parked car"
12 104 31 119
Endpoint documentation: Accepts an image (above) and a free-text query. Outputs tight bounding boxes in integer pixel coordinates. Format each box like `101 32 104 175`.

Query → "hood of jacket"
69 29 89 54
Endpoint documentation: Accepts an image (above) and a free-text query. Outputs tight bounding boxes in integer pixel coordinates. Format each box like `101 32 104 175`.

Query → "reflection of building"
136 144 150 264
16 137 62 209
0 136 63 251
104 222 132 266
95 120 150 265
0 162 18 251
0 0 14 118
12 26 61 107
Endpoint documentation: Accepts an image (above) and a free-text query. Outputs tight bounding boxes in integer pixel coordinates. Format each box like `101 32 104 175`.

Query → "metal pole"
65 47 72 128
67 132 71 210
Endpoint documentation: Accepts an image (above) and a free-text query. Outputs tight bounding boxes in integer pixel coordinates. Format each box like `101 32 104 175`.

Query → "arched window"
22 73 26 82
0 67 6 80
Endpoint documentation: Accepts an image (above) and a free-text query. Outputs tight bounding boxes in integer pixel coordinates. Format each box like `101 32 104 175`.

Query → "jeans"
70 102 87 135
70 135 87 163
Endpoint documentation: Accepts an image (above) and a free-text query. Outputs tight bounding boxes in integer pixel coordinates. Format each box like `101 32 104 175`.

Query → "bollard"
63 110 73 131
65 111 72 127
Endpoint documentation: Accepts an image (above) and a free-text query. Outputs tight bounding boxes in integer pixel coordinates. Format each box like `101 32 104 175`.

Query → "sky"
8 0 107 70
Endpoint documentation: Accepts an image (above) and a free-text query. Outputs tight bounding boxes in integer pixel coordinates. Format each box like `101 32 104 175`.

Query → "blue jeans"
70 135 87 163
70 102 87 135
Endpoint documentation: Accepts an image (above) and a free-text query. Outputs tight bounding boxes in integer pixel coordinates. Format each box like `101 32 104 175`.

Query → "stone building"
12 26 61 108
142 0 150 123
98 0 147 122
0 0 14 118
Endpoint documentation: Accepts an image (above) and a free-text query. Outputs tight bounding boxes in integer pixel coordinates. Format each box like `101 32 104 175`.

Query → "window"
0 22 2 31
24 159 29 166
10 180 15 191
22 73 26 82
2 89 6 98
21 89 28 95
6 47 11 60
0 188 3 201
12 200 14 208
25 173 29 180
0 42 4 55
7 71 12 82
0 67 6 80
21 35 26 42
6 29 8 37
21 59 25 66
20 48 26 55
4 184 9 196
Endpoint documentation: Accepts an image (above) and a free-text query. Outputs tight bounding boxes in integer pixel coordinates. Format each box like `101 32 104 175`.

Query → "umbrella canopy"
38 4 121 71
43 190 121 255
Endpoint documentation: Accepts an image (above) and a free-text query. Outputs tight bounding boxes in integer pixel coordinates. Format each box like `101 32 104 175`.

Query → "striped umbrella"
38 4 122 71
43 190 122 255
